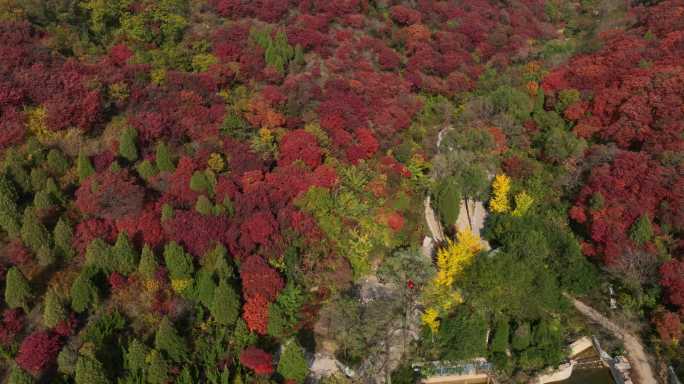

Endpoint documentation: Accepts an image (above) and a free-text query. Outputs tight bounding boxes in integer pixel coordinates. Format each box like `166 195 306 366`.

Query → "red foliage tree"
570 151 674 265
73 218 116 257
239 212 278 252
164 210 230 257
239 346 273 375
659 259 684 311
5 239 32 266
653 311 682 344
0 309 24 347
116 205 165 248
239 255 284 301
75 170 145 219
243 294 269 335
108 44 133 66
390 5 422 25
386 212 405 232
0 107 25 149
278 129 322 169
15 331 62 375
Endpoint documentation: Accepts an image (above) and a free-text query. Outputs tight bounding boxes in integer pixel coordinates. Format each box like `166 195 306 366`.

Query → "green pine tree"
125 339 150 373
0 175 21 237
36 246 55 267
71 269 97 313
161 203 174 222
512 322 531 351
43 289 66 328
277 340 308 383
155 142 175 172
189 171 209 193
119 126 139 162
195 195 213 215
135 159 158 180
7 366 35 384
195 270 216 309
5 267 32 311
154 317 188 362
630 214 653 246
146 350 169 384
163 242 194 281
203 243 233 279
113 232 138 275
211 279 240 326
491 317 510 353
4 149 31 193
33 189 55 211
57 346 78 375
75 355 111 384
46 149 70 176
44 178 65 204
85 238 115 273
138 244 158 279
53 217 75 260
20 207 51 253
29 168 48 192
77 150 95 182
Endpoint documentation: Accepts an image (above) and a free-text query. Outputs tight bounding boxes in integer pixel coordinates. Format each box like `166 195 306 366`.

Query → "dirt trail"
565 295 658 384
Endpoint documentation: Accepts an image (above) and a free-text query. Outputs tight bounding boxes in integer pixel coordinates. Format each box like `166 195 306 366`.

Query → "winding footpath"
565 294 658 384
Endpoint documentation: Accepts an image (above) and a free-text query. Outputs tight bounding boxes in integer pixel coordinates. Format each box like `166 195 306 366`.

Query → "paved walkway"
565 295 658 384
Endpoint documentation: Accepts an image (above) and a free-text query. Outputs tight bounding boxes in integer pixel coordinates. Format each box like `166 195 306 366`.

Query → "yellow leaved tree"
489 173 511 213
422 229 483 332
512 191 534 217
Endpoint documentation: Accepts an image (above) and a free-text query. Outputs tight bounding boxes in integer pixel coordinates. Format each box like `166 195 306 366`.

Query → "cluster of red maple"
546 1 684 343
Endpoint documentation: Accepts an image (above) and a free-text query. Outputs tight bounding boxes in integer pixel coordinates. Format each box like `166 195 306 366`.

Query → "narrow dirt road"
565 295 658 384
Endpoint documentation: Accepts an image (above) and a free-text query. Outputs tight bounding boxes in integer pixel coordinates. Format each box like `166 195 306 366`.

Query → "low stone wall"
535 362 575 384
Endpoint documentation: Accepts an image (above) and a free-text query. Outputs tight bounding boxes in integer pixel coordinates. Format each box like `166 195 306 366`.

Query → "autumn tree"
489 174 510 214
240 255 284 302
653 311 681 345
75 170 144 219
15 331 61 375
243 294 269 335
239 346 273 376
423 229 482 322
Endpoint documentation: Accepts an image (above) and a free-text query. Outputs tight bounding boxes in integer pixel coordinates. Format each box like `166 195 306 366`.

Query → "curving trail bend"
565 294 658 384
